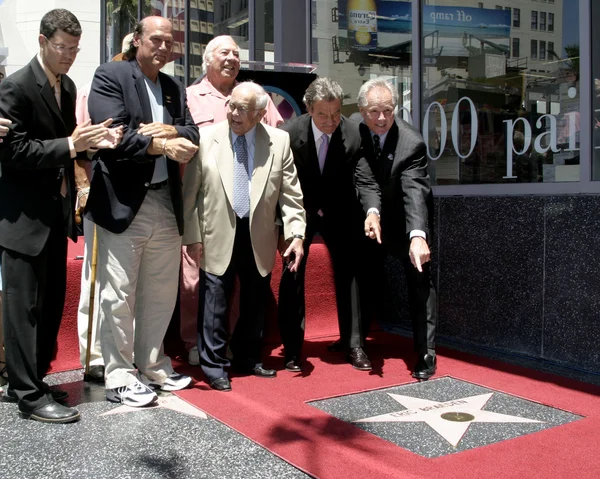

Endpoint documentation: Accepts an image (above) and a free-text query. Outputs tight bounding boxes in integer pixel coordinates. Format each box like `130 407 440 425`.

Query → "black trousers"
1 214 68 411
358 239 437 355
278 215 364 360
198 218 271 382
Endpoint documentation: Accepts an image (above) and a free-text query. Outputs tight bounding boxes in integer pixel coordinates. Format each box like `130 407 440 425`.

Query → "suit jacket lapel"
61 82 75 132
294 116 318 178
132 62 154 124
30 58 66 131
251 124 273 213
214 122 234 207
382 122 399 180
160 73 175 125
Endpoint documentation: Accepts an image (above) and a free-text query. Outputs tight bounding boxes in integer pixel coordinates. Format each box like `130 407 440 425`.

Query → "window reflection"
314 0 412 118
188 0 249 83
105 0 139 63
423 0 579 185
148 0 186 80
592 1 600 180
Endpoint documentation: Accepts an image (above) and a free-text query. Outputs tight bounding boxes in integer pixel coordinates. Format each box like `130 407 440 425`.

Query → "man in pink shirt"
182 35 283 365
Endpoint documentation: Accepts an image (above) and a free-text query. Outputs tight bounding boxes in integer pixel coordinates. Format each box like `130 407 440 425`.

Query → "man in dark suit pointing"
357 78 438 380
0 9 118 423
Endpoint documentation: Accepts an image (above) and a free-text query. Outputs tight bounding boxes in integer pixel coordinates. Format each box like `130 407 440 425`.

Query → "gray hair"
357 78 398 109
202 35 239 75
303 77 344 108
232 81 269 110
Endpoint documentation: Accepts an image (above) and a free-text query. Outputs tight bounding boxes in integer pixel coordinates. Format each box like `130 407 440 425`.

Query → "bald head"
132 16 173 81
227 81 268 136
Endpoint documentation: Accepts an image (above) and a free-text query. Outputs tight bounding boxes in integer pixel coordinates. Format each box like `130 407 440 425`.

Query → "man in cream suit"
183 81 306 392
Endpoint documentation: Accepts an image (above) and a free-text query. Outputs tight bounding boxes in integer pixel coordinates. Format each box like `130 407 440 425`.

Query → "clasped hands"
138 122 198 164
72 119 123 152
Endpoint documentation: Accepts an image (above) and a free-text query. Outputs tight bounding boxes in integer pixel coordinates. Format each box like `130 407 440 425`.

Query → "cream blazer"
182 120 306 277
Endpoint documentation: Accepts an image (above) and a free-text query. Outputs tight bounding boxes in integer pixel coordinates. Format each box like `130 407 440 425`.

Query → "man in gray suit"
356 78 437 380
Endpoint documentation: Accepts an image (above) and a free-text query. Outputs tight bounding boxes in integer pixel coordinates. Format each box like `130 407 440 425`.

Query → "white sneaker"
144 373 192 392
106 380 158 407
188 346 200 366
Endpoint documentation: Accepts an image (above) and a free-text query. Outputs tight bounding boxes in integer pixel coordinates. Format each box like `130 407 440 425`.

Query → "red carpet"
174 333 600 479
50 237 343 372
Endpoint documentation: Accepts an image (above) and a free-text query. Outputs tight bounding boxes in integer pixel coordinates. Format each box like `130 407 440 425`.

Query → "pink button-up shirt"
186 77 283 129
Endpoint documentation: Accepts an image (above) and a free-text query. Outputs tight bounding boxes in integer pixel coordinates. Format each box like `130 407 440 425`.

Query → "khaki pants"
97 188 182 390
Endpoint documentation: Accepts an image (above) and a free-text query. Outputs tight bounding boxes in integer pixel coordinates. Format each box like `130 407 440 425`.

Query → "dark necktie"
233 135 250 218
373 134 382 160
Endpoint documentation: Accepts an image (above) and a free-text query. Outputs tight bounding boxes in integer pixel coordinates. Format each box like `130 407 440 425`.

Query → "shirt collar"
311 118 331 143
197 76 239 101
36 54 60 88
231 126 257 149
370 130 388 148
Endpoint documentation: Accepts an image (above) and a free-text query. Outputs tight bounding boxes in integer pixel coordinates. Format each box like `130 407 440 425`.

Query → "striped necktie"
233 135 250 218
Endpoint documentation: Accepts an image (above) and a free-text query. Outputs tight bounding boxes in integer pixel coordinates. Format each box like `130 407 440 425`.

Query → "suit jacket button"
144 182 150 187
52 196 58 201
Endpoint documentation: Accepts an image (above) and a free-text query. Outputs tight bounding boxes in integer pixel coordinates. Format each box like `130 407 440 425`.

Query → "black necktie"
373 134 382 160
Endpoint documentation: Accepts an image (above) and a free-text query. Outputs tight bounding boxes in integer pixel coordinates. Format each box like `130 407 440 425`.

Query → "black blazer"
85 60 199 235
358 119 433 257
280 114 379 227
0 57 78 256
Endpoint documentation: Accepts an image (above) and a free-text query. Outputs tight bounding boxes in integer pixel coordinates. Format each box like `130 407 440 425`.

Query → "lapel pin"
387 153 394 160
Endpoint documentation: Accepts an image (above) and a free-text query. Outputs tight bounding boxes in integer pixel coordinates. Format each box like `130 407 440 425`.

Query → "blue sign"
338 1 511 56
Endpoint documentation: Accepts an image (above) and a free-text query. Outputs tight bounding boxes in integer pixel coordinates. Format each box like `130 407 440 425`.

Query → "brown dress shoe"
347 347 372 371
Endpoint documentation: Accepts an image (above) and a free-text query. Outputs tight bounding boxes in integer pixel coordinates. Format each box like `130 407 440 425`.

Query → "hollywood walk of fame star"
100 394 208 419
354 392 543 447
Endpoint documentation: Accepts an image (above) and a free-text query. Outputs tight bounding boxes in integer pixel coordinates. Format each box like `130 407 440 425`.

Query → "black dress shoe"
327 340 344 352
19 400 80 423
4 388 68 403
284 358 302 373
84 365 105 383
412 353 437 380
347 347 372 371
252 366 277 378
209 377 232 392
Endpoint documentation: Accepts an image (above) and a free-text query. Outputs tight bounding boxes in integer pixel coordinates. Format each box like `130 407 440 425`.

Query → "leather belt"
147 179 169 190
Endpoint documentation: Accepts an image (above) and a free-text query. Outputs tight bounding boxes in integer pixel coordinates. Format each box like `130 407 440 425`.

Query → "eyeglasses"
365 109 395 118
44 36 81 55
228 102 258 115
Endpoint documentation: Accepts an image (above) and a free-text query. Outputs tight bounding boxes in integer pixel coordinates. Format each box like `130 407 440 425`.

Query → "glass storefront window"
592 0 600 180
104 0 140 62
187 0 249 83
313 0 413 120
149 0 186 81
422 0 580 185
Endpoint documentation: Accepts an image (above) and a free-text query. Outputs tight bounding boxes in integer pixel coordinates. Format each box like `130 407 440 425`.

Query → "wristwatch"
292 234 304 240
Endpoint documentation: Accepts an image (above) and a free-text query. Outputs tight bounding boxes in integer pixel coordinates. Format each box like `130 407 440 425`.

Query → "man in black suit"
278 77 381 372
0 9 118 423
356 78 437 380
86 16 199 407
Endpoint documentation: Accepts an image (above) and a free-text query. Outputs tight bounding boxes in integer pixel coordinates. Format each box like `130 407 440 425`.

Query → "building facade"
0 0 598 376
